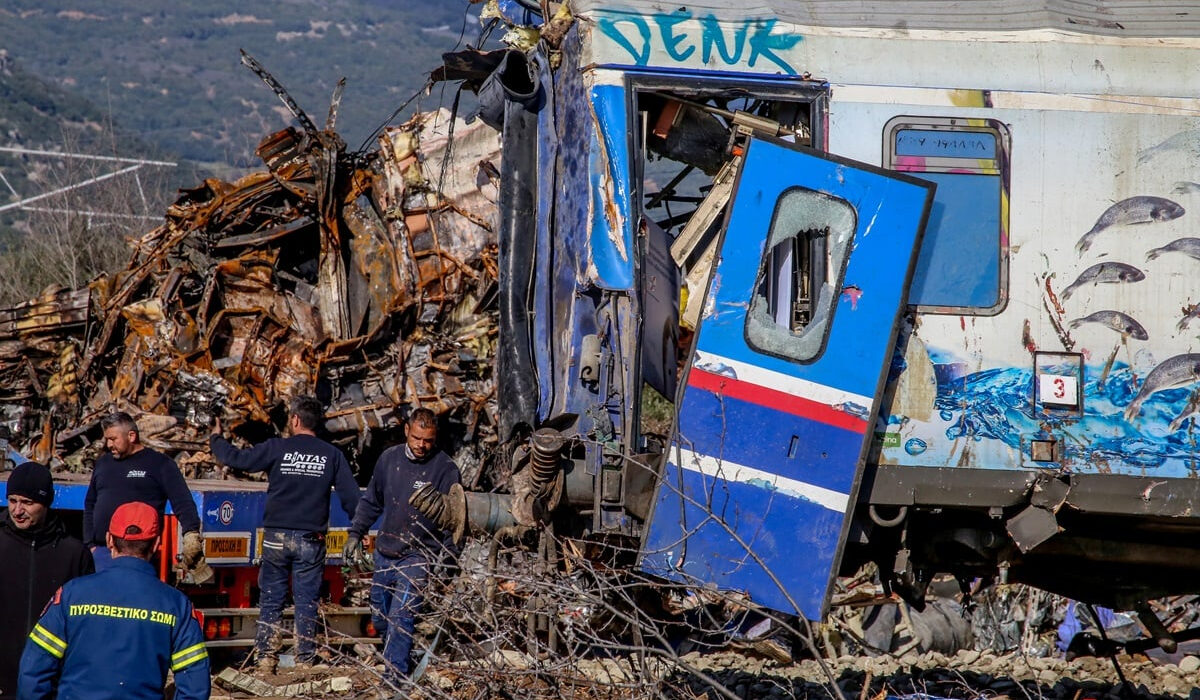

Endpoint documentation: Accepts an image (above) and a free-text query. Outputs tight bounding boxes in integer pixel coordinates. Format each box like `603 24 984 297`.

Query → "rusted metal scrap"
0 107 503 481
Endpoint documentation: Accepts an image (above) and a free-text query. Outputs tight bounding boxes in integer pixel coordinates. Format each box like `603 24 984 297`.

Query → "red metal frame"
160 514 178 582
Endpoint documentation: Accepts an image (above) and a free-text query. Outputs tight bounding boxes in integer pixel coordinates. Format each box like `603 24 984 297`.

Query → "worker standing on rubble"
209 395 360 671
0 462 93 700
343 408 461 682
83 412 206 576
17 501 210 700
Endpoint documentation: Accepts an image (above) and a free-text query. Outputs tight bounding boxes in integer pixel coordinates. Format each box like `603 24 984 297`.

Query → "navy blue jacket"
17 556 209 700
83 448 201 547
210 433 359 533
350 446 460 559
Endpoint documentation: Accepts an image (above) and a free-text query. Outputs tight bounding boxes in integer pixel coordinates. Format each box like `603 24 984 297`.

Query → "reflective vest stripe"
31 625 67 653
29 632 64 659
32 625 66 651
171 642 208 671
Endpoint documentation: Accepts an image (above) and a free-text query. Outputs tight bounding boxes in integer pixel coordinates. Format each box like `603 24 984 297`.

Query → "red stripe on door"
687 368 868 433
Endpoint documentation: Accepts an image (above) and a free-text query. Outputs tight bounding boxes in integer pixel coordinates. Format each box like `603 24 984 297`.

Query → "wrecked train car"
4 0 1200 657
417 0 1200 648
0 107 503 481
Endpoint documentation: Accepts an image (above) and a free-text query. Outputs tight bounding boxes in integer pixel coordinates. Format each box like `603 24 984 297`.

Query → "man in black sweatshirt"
0 462 93 700
83 412 204 574
210 395 360 670
344 408 461 684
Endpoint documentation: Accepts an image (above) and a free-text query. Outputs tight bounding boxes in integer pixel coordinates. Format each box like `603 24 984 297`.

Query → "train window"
884 117 1010 315
744 188 856 363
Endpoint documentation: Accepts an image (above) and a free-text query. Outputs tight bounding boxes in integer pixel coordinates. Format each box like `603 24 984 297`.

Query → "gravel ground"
669 649 1200 699
211 649 1200 699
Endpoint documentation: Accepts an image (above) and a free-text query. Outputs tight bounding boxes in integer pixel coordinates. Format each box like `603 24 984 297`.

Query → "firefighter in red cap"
16 501 210 700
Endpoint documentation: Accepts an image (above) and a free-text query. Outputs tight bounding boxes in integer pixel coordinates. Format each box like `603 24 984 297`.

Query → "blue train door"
639 136 934 620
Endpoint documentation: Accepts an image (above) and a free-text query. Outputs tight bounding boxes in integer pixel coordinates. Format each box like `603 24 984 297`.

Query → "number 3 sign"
1038 374 1078 407
1033 351 1083 412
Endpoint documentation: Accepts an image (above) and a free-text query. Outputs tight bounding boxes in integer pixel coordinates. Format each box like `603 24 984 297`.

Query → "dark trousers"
370 550 428 679
256 528 326 661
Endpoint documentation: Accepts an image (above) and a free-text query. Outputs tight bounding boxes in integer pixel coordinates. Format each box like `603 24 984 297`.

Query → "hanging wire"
354 0 482 154
477 16 501 47
354 80 434 154
1086 603 1129 688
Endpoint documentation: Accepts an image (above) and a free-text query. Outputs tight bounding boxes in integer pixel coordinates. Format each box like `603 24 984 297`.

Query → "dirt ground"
208 647 1200 700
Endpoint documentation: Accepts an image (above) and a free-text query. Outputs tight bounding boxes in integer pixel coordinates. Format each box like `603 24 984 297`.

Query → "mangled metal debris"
0 102 503 480
214 667 354 697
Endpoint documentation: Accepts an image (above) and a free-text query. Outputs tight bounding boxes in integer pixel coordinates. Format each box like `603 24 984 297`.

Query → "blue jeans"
257 528 326 661
370 551 428 678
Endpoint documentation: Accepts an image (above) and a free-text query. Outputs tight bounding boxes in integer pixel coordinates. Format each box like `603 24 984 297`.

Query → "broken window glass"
745 188 856 363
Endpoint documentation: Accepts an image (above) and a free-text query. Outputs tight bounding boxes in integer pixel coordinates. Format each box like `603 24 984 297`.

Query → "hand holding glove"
409 482 465 546
180 530 214 585
342 534 369 572
181 530 204 567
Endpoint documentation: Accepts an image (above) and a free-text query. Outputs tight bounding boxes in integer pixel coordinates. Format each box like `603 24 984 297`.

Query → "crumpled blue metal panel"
534 26 620 426
587 83 635 291
495 0 544 28
532 46 558 423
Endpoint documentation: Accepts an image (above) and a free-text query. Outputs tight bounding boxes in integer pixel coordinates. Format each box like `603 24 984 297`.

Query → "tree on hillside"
0 130 176 304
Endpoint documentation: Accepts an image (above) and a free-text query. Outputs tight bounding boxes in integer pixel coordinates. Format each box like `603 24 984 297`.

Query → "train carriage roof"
571 1 1200 39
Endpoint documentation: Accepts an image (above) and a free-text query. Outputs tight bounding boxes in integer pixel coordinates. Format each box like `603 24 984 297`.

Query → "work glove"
409 483 451 529
180 530 214 585
181 530 204 567
342 534 369 572
410 482 466 546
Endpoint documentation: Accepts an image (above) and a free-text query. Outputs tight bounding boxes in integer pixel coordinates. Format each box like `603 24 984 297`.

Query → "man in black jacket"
0 462 93 700
83 412 206 575
210 395 360 671
344 408 460 683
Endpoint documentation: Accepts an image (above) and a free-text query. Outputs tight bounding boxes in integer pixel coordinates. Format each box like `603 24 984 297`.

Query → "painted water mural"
881 347 1200 477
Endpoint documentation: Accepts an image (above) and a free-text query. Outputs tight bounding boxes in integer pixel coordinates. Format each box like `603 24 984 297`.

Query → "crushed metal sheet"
0 108 503 481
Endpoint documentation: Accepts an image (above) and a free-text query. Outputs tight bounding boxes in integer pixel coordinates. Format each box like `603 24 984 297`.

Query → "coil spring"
529 428 564 493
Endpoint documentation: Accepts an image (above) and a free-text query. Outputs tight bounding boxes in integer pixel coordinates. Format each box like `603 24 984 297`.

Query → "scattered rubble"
205 644 1200 700
827 571 1200 663
0 105 503 481
666 648 1200 699
215 667 356 697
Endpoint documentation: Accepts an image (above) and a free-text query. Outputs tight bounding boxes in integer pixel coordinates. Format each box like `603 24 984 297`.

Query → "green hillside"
0 50 189 161
0 52 198 303
0 0 479 167
0 52 189 222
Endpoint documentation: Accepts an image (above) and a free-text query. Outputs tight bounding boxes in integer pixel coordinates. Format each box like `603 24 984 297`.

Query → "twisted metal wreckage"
10 3 1200 670
0 76 504 485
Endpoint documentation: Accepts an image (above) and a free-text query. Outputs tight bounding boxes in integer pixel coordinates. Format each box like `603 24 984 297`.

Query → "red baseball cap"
108 502 159 541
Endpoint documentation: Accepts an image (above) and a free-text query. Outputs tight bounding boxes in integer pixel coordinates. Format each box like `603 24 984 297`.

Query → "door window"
745 188 856 363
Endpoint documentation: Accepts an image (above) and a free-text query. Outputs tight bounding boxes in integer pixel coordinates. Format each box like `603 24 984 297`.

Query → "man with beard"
343 408 460 684
0 462 93 700
83 412 206 576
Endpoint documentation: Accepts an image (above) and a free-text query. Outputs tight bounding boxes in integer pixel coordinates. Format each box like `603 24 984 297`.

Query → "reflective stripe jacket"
16 556 210 700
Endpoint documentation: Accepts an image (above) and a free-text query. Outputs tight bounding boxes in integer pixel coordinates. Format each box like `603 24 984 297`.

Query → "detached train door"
639 136 934 620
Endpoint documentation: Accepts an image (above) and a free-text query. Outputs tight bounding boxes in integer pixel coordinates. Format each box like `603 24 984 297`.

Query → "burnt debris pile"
0 108 503 482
